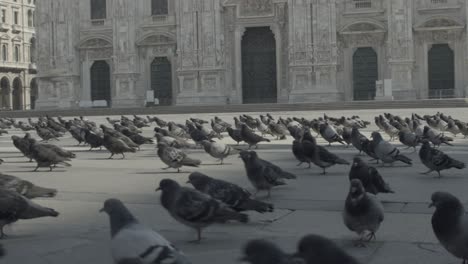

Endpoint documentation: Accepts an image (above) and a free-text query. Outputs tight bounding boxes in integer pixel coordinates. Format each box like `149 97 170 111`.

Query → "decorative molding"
77 37 113 50
136 33 176 46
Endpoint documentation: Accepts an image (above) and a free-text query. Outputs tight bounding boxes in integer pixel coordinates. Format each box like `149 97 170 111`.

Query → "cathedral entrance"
353 47 378 101
241 27 277 104
30 78 38 109
0 77 10 109
12 78 22 110
428 44 454 99
90 60 111 106
151 57 173 106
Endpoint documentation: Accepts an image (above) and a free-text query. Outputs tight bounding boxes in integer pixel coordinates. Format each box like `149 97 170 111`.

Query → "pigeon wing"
174 189 221 223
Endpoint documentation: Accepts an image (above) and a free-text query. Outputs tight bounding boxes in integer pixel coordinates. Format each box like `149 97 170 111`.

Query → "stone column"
387 0 415 100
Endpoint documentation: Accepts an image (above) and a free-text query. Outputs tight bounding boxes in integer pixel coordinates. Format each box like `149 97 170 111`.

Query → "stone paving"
1 108 468 264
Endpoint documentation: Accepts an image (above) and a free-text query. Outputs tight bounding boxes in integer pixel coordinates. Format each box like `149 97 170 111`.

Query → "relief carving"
79 39 112 49
239 0 273 17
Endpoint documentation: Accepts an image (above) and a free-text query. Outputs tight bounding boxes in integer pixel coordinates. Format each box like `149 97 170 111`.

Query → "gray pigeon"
351 127 368 154
0 188 59 238
295 234 361 264
398 130 420 152
239 150 296 197
241 239 305 264
187 172 273 213
423 126 453 147
319 123 345 146
156 179 248 242
349 157 394 195
100 199 191 264
241 124 271 149
0 173 57 199
419 140 465 177
343 179 384 247
103 134 137 159
30 143 72 171
301 133 349 174
430 192 468 264
226 127 244 145
371 132 412 166
200 140 239 164
157 143 201 172
292 139 310 168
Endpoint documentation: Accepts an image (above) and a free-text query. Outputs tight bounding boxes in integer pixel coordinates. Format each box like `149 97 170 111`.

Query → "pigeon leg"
177 168 181 173
267 189 271 198
49 166 53 171
296 162 303 167
255 145 259 149
88 146 93 151
121 153 125 159
420 169 433 175
366 232 376 242
308 162 311 169
220 159 224 165
0 226 7 239
189 228 203 243
328 142 331 147
108 153 114 159
33 165 39 172
437 171 442 178
321 168 327 175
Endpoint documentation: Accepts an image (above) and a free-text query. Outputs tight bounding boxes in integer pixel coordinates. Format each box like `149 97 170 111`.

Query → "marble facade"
35 0 468 109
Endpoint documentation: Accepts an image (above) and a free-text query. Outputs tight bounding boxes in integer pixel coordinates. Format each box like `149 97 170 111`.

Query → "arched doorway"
30 78 38 109
90 60 111 106
428 44 454 99
0 77 10 109
12 78 22 110
241 27 277 104
353 47 378 101
151 57 172 106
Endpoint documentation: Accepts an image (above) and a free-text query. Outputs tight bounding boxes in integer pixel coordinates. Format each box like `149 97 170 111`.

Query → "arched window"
14 45 19 62
151 0 168 15
2 45 7 61
27 10 33 27
90 0 106 19
30 38 36 63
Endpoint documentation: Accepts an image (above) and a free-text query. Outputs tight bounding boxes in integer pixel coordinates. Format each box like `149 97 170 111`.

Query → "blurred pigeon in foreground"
157 143 201 172
0 188 59 238
343 179 384 247
349 157 394 195
430 192 468 264
0 173 57 199
187 172 273 213
100 199 191 264
240 150 296 197
156 179 248 242
371 132 412 166
241 239 304 264
295 234 361 264
419 140 465 177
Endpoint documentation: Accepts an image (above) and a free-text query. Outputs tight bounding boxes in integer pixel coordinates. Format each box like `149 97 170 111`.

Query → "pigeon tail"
395 154 412 165
59 161 72 167
182 157 201 167
239 199 274 213
449 158 466 170
261 138 271 143
20 201 59 219
335 158 350 165
281 171 297 179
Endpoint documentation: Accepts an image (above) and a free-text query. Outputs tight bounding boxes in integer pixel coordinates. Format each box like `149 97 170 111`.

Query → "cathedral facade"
35 0 468 109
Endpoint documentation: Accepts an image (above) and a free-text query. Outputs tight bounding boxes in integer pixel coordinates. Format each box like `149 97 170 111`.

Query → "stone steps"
2 98 468 118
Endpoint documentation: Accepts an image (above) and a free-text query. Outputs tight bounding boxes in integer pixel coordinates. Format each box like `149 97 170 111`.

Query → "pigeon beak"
238 256 249 262
428 202 434 208
155 187 161 192
186 180 191 184
99 208 104 213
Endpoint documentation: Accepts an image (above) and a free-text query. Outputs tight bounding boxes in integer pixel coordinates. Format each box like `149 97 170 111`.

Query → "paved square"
1 108 467 264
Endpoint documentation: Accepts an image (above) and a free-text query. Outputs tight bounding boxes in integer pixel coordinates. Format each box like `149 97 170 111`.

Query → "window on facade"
1 10 5 23
13 11 18 24
431 0 447 3
14 45 19 62
90 0 106 20
353 0 372 8
151 0 168 15
1 45 6 61
27 10 33 27
30 38 35 63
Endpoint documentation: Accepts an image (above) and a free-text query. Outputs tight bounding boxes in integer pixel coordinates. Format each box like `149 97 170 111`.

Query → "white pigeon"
101 199 191 264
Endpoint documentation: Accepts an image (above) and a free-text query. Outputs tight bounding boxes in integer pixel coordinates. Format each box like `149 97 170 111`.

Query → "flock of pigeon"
0 111 467 263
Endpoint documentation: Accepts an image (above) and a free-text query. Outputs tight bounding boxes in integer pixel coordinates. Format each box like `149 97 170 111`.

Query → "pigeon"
292 139 310 168
11 135 35 161
301 133 349 174
157 143 201 172
342 127 353 147
156 179 248 242
268 122 288 140
0 173 57 199
240 239 304 264
398 130 420 152
103 134 137 159
30 143 72 171
371 132 412 166
240 124 270 149
343 179 384 247
0 188 59 238
82 128 104 150
423 126 453 147
239 150 296 197
319 123 345 146
419 140 465 177
200 140 239 164
226 127 243 145
430 192 468 264
35 126 59 141
39 143 76 159
295 234 361 264
187 172 273 213
100 199 191 264
349 157 394 195
351 127 368 154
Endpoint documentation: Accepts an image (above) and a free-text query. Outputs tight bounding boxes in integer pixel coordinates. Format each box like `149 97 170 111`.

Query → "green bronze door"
429 44 454 98
241 27 277 104
353 47 378 101
151 57 173 106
